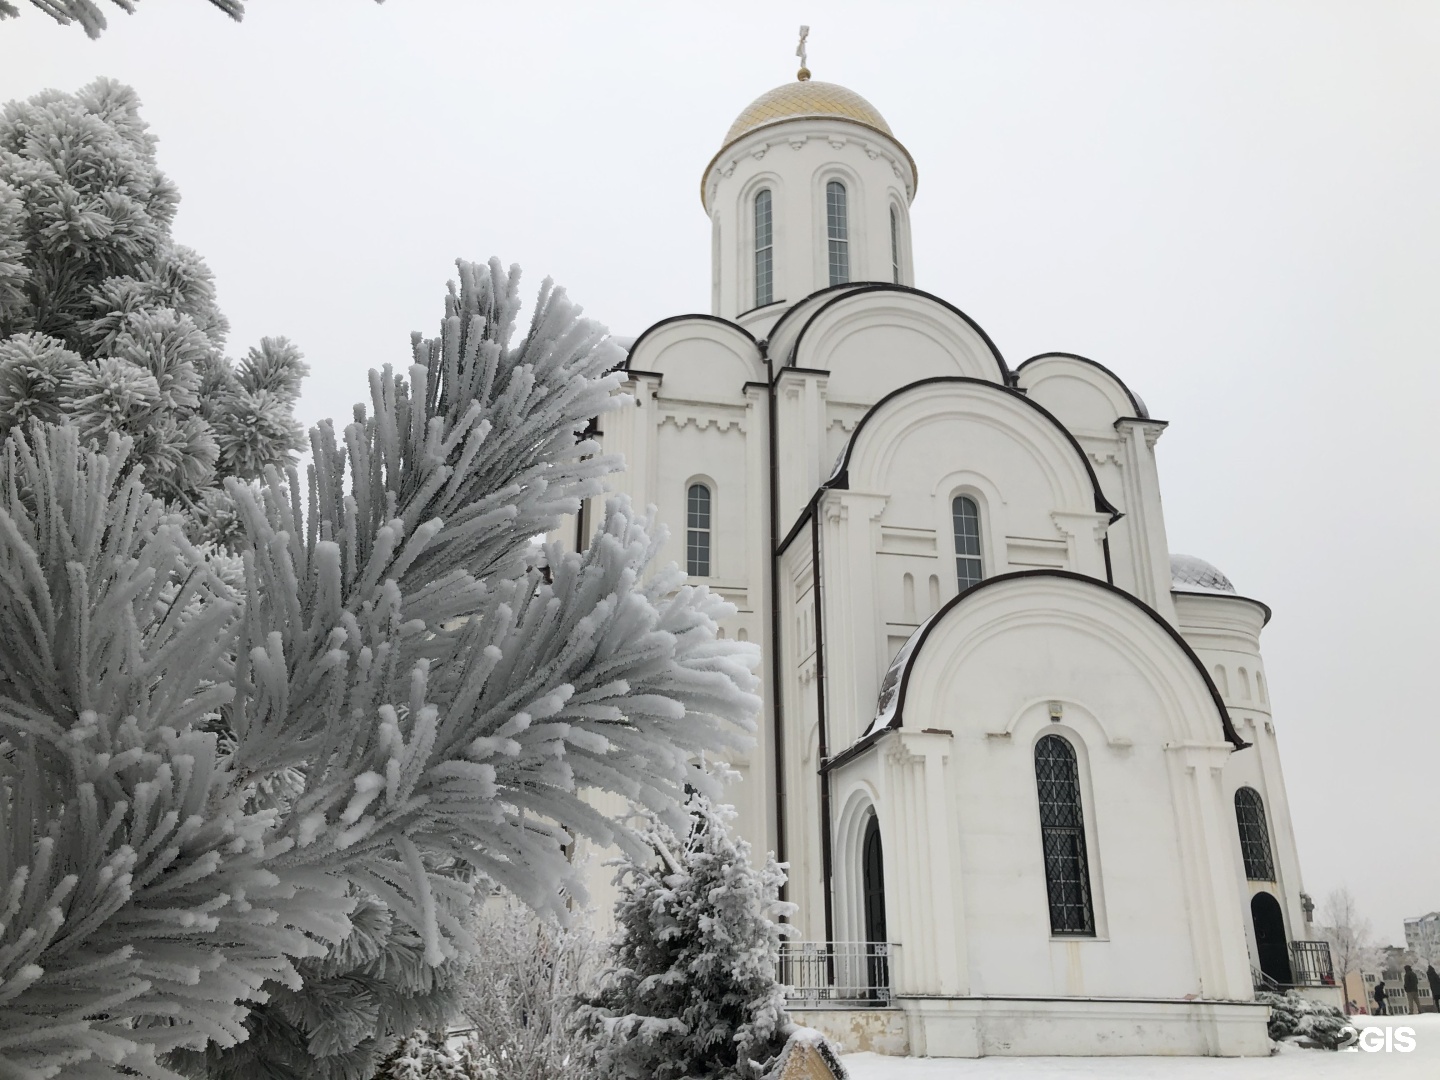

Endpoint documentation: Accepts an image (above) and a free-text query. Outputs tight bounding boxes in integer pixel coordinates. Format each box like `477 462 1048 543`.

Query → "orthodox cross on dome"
797 25 811 81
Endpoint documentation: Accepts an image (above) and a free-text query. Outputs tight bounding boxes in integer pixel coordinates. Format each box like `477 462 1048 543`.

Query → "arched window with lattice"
1235 787 1276 881
1035 734 1095 935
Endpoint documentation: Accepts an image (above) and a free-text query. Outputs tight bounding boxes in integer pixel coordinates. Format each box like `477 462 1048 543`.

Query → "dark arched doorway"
1251 892 1291 986
861 813 889 996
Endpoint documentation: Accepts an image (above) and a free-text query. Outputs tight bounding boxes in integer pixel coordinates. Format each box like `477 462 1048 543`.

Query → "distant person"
1428 965 1440 1013
1373 979 1387 1016
1404 965 1421 1014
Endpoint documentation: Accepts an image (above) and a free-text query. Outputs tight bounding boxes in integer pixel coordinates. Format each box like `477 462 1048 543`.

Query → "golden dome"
722 79 893 147
702 78 915 208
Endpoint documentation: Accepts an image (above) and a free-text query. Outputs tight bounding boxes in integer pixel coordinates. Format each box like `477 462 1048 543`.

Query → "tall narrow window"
754 189 774 308
686 483 711 578
890 205 901 283
1235 787 1276 881
826 180 849 285
1035 734 1095 935
952 495 983 590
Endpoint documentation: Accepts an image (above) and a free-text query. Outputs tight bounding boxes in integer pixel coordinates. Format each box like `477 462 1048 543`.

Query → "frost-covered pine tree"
577 792 795 1080
0 78 307 538
0 1 245 38
0 257 758 1079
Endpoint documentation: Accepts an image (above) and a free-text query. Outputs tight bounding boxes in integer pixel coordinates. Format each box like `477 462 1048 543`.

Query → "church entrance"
862 813 889 997
1251 892 1292 986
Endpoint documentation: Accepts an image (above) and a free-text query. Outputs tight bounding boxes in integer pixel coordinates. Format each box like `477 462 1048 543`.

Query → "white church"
572 54 1338 1058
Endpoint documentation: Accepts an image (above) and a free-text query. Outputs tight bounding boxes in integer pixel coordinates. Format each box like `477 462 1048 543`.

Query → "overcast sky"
3 0 1437 945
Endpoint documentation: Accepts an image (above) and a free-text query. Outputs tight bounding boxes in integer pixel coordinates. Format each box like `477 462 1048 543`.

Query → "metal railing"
777 941 897 1007
1289 940 1336 987
1252 966 1281 993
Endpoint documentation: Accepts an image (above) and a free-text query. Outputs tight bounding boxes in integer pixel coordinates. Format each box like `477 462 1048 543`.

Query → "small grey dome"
1170 554 1235 594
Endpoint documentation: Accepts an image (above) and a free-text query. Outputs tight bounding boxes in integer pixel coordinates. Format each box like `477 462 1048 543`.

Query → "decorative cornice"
702 115 918 211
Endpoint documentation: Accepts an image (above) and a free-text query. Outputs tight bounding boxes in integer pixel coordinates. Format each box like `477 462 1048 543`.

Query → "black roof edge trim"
735 298 789 320
1115 416 1168 429
622 313 760 370
1017 352 1149 420
1170 588 1273 627
742 380 769 394
828 376 1122 522
775 490 823 558
765 282 871 342
882 568 1249 751
821 725 894 774
785 283 1011 381
775 365 831 383
622 369 664 381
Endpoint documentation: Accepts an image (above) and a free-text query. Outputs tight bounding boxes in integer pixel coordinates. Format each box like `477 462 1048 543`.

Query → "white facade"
1405 913 1440 965
570 72 1330 1057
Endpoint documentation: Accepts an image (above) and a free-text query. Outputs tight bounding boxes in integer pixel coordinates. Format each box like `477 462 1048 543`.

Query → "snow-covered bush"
375 1033 494 1080
0 258 759 1078
576 792 795 1080
0 78 306 537
453 897 601 1080
1257 990 1350 1050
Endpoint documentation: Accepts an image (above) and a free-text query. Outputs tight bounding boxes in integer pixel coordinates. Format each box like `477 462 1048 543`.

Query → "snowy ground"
841 1014 1440 1079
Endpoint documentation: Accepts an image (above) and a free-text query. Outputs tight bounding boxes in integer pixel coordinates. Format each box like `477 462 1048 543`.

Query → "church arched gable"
879 570 1244 750
1015 352 1149 437
835 378 1117 525
788 287 1009 400
625 314 766 398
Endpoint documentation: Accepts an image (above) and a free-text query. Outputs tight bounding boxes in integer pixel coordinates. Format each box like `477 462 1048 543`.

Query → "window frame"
1234 786 1277 881
685 481 713 579
952 493 984 591
1034 733 1097 936
754 188 774 309
826 180 850 286
890 204 901 284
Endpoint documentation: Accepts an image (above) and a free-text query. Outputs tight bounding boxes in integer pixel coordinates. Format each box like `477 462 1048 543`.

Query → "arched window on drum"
826 180 849 285
754 189 774 308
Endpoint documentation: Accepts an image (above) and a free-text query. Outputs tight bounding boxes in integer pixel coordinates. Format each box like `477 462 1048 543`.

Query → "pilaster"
1115 418 1176 622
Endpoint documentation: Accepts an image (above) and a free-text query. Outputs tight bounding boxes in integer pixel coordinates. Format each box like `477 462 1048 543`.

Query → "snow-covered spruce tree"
0 258 759 1079
576 792 794 1080
374 1033 492 1080
0 78 307 535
